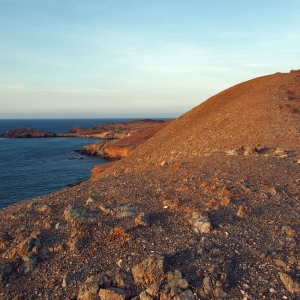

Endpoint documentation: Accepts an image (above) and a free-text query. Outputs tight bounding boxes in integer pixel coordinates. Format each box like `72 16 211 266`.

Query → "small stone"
203 275 214 295
178 278 189 290
282 226 296 237
237 205 252 218
117 259 125 268
269 187 277 196
213 286 227 299
55 222 63 230
225 150 238 156
86 197 94 205
188 212 211 234
62 273 75 288
21 254 37 274
274 259 287 269
279 272 300 295
269 288 276 293
135 212 151 227
100 204 112 214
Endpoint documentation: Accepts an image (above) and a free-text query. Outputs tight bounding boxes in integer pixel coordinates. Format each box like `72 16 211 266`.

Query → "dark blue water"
0 118 147 209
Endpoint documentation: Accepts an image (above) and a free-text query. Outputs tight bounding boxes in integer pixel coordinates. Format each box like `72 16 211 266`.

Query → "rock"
62 273 76 288
188 212 212 234
140 281 162 299
55 222 63 230
88 273 112 289
0 263 12 284
113 203 139 218
86 197 94 205
132 255 166 285
99 287 131 300
2 128 57 138
236 205 252 218
173 289 195 300
21 254 37 274
69 237 85 251
282 225 296 237
225 150 238 156
108 268 134 289
135 213 151 227
213 286 227 299
167 270 189 298
78 281 100 300
243 145 258 156
100 204 113 214
64 204 91 223
139 269 193 300
279 272 300 295
202 274 214 295
10 235 41 258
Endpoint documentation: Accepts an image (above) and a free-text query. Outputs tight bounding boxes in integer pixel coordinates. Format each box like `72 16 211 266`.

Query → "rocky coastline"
1 119 165 139
0 119 167 161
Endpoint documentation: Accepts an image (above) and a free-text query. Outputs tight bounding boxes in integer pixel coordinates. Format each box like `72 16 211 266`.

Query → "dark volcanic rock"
1 128 57 138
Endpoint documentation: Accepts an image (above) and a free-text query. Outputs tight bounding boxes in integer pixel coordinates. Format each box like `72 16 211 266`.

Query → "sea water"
0 119 138 209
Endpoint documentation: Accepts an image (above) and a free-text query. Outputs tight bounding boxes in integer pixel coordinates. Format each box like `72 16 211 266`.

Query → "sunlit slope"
102 71 300 176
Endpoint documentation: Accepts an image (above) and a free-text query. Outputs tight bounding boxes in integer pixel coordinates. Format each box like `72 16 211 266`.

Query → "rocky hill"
82 121 171 159
101 71 300 177
0 70 300 300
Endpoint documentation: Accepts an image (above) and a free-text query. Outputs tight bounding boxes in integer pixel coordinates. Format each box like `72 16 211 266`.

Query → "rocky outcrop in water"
1 128 57 138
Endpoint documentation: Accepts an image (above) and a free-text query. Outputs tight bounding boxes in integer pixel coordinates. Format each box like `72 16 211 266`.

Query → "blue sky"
0 1 299 118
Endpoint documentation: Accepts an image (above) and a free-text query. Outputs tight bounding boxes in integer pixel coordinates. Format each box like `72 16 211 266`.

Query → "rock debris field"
1 70 300 299
1 154 300 299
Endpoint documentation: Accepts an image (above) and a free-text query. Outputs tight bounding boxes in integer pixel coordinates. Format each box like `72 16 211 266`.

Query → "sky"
0 1 299 119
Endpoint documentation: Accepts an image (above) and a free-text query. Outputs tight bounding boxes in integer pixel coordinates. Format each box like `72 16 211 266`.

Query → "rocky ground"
0 154 300 299
1 70 300 299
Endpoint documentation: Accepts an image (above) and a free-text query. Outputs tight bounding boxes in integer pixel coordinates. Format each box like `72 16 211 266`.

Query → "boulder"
132 256 166 285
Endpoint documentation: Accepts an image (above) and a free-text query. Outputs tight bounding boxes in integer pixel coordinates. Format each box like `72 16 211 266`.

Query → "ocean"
0 118 142 209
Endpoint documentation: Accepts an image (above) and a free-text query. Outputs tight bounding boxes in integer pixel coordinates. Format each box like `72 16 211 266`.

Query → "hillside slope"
102 71 300 176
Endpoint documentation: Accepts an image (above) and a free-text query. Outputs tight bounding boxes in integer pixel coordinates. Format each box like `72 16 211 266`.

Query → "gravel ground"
0 154 299 299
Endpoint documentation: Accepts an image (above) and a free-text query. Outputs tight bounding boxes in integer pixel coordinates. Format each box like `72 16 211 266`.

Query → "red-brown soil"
101 71 300 177
1 70 300 300
83 121 171 161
